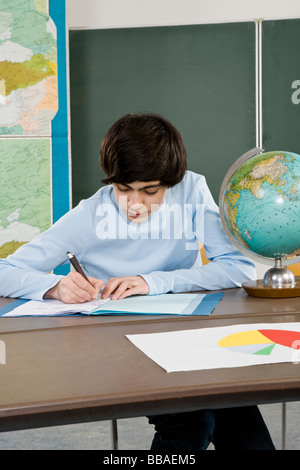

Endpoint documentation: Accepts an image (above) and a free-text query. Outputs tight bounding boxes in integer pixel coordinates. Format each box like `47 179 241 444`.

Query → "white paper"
126 322 300 372
3 297 110 317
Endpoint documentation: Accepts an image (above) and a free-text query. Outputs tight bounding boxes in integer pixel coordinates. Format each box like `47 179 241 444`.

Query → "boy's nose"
129 191 143 206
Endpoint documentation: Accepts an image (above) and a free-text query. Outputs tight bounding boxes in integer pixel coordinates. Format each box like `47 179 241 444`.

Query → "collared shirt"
0 171 256 300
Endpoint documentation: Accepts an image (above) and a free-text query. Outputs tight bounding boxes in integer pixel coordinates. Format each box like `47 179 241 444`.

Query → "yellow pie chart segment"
218 330 273 348
217 330 276 355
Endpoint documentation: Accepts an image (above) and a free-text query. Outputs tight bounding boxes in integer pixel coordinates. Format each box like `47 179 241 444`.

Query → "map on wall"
0 0 58 136
0 0 69 259
0 138 51 257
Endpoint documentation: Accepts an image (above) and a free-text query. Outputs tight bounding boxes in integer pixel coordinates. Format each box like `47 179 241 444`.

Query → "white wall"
68 0 300 29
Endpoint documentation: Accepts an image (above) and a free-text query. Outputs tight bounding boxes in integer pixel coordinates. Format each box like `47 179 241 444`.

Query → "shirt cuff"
139 273 166 296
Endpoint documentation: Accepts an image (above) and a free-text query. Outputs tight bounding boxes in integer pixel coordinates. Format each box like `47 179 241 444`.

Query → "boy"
0 113 275 450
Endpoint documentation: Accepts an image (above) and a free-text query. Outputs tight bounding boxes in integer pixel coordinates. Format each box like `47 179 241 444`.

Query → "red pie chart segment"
258 330 300 350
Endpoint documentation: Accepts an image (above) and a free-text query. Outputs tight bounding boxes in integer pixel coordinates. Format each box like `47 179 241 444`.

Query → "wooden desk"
0 288 300 433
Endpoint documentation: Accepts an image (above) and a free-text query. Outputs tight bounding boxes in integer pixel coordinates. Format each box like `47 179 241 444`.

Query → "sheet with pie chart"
126 322 300 372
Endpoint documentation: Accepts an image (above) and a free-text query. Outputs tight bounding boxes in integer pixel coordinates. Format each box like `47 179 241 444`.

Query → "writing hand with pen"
44 252 149 304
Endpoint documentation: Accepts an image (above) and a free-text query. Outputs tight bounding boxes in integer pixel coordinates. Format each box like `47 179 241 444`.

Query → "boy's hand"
101 275 149 300
44 272 104 304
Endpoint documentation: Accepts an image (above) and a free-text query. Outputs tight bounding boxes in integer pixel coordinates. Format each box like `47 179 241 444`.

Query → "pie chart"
217 329 300 356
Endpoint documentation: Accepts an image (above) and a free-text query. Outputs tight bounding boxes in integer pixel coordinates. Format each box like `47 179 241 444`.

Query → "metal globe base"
243 259 300 298
263 259 296 288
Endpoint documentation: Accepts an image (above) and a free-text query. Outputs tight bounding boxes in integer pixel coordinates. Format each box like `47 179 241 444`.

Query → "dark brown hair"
100 113 187 187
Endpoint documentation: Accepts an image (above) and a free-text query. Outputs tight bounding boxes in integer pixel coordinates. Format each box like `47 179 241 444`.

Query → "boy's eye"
116 185 160 194
144 189 159 195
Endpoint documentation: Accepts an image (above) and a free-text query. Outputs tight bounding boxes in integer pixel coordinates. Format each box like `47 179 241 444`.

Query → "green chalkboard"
262 19 300 154
69 23 256 206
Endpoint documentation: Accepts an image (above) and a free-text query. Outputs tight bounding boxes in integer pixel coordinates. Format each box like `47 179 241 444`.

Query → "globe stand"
242 259 300 298
263 259 295 287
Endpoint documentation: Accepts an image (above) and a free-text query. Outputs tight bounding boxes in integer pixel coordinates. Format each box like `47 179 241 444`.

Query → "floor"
0 402 299 450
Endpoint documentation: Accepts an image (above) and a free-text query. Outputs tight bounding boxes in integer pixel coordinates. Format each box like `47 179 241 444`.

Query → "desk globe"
219 147 300 297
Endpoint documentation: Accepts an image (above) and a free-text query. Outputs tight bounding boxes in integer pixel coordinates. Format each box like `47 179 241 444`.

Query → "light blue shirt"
0 171 256 300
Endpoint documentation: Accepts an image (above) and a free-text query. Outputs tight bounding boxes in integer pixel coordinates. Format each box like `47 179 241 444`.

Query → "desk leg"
111 419 118 450
281 403 286 450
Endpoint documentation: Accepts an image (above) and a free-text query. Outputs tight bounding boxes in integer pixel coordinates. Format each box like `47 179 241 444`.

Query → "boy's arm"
0 204 90 300
140 177 256 295
140 251 256 296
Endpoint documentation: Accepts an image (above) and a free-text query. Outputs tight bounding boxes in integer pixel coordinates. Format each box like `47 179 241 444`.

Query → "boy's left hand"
101 275 149 300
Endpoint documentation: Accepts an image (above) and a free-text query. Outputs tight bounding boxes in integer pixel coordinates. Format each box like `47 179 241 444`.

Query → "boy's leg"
148 410 214 451
212 405 276 450
148 405 275 451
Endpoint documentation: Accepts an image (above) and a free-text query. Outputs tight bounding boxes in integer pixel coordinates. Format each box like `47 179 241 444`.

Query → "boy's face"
113 181 167 223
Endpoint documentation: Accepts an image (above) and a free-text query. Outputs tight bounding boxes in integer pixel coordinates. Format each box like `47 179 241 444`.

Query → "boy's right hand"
44 271 104 304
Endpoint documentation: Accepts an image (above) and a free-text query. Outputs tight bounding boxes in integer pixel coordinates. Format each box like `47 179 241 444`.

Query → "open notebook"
0 292 223 317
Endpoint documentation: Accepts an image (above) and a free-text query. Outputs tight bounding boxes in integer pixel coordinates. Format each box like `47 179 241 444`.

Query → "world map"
0 0 57 258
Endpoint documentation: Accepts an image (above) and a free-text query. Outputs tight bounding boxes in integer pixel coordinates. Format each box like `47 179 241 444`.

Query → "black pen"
66 252 101 299
66 252 90 283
